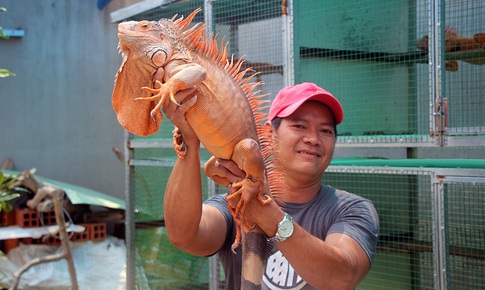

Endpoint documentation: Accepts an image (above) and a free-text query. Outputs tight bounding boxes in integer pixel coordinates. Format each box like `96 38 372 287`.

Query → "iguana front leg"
135 63 206 120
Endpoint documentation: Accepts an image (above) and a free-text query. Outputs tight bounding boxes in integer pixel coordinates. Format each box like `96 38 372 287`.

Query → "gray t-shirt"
204 184 379 290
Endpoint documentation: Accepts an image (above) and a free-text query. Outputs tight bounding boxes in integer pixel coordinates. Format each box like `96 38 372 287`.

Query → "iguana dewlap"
112 9 282 251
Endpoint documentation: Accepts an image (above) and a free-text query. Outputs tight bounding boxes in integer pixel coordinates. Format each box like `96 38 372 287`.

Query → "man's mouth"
298 150 320 157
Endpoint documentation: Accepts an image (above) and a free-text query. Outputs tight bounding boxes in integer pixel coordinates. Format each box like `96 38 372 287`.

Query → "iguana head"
118 20 172 68
112 9 203 136
113 18 185 136
112 20 175 137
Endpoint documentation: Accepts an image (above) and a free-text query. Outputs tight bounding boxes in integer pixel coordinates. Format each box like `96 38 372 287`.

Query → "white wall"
0 0 126 199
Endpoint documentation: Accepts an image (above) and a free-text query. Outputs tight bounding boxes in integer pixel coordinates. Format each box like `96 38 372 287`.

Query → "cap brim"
275 93 344 124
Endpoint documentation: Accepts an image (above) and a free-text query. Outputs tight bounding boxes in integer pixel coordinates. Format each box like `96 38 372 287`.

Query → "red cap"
268 82 344 124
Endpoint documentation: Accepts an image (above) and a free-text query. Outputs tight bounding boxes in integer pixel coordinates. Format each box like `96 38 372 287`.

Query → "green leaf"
0 69 15 77
0 27 9 40
0 171 20 191
0 25 9 39
0 200 14 212
1 193 20 202
0 7 7 12
2 173 20 190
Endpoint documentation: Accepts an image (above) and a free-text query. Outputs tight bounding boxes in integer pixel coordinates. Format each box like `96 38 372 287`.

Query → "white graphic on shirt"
263 250 306 289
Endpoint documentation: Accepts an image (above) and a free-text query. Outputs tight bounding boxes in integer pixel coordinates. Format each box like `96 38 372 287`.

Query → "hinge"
433 98 448 146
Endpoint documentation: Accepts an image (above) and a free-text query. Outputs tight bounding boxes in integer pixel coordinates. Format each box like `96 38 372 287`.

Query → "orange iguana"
416 26 485 72
112 8 283 288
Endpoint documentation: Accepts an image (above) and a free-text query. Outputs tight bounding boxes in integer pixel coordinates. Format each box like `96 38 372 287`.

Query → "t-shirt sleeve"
327 191 380 264
204 194 234 246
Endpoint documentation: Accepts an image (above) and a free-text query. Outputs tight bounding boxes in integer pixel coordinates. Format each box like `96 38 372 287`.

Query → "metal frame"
125 131 137 290
429 0 445 147
282 0 294 87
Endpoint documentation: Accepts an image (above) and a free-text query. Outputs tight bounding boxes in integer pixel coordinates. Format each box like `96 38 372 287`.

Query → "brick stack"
1 209 107 253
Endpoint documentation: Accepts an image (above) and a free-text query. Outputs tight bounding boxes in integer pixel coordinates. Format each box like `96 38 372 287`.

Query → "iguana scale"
111 8 283 288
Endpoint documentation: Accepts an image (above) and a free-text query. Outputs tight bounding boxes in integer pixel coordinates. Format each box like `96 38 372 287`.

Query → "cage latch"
433 98 448 145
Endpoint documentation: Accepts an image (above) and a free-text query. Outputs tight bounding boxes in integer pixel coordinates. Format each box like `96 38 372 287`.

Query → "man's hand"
162 87 199 146
215 159 246 184
215 159 247 214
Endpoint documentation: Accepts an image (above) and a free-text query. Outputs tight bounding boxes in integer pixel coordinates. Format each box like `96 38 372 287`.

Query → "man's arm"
242 199 371 289
162 90 227 256
219 158 374 289
276 224 371 289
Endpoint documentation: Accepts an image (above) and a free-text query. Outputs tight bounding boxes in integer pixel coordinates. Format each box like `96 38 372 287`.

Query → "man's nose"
302 130 320 145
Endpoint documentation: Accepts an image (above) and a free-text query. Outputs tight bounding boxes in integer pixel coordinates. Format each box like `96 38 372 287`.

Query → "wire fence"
119 0 485 288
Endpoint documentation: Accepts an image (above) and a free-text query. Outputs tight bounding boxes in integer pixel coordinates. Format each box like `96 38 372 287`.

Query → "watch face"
279 219 294 238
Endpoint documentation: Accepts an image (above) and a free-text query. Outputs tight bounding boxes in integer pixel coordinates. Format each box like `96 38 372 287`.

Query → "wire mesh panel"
292 0 485 147
134 227 210 289
322 164 485 290
324 167 435 289
443 180 485 289
127 148 219 289
443 1 485 136
210 0 284 98
293 0 431 146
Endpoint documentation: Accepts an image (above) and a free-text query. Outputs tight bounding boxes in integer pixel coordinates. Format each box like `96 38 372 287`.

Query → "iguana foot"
226 178 271 251
227 179 260 229
172 127 187 159
137 80 181 121
446 60 459 72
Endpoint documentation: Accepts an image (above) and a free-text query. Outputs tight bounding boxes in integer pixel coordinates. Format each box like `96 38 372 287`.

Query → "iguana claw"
170 95 182 107
172 128 188 158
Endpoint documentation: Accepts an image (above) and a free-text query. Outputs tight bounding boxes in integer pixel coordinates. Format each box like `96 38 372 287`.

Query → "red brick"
71 228 89 242
3 239 19 254
15 209 39 228
38 210 57 226
84 223 106 242
1 210 16 226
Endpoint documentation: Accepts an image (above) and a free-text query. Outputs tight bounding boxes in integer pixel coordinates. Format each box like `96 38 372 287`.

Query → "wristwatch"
267 213 294 244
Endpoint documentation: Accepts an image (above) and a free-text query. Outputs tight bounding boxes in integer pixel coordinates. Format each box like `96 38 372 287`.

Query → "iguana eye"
137 21 151 31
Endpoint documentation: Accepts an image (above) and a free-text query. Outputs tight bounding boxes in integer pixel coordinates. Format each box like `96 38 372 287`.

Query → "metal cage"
110 0 485 288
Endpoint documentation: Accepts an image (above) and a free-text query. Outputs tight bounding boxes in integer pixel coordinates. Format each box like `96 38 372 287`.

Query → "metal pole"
125 130 137 290
282 0 294 87
429 0 445 146
431 173 448 289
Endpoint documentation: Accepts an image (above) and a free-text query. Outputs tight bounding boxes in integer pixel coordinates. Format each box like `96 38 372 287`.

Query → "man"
163 82 379 289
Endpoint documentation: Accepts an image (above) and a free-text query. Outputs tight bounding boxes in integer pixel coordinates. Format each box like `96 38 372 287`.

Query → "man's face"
274 101 336 182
